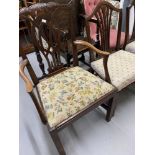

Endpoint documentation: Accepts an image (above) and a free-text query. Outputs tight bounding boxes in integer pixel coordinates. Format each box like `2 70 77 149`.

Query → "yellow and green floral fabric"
37 67 115 128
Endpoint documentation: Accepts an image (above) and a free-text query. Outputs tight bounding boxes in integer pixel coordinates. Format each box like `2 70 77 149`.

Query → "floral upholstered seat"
91 50 135 91
125 41 135 53
37 67 115 128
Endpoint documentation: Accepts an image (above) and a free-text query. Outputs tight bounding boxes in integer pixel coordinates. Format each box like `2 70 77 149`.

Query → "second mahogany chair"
74 2 135 109
83 0 125 52
19 3 117 155
81 0 121 43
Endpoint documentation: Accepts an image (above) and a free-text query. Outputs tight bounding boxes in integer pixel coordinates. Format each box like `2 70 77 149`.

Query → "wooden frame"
74 39 135 117
82 0 123 57
39 0 91 67
123 0 135 49
19 3 117 155
19 0 37 56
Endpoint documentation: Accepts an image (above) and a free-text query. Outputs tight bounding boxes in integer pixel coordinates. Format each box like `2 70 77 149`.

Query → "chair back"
83 0 101 41
19 2 77 85
85 0 122 51
40 0 82 35
83 0 120 42
124 0 135 49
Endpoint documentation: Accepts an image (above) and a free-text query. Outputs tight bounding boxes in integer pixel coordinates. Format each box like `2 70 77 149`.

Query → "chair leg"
66 53 71 67
81 53 85 62
106 97 117 122
50 130 66 155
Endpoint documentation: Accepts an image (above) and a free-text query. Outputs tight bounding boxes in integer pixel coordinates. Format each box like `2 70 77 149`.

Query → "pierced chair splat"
82 0 125 52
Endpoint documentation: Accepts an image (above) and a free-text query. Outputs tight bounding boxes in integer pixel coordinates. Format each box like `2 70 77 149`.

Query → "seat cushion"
125 41 135 53
91 50 135 91
37 67 115 128
110 29 125 48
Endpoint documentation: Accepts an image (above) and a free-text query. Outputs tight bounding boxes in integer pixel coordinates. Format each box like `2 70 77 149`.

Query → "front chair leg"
106 96 117 122
50 130 66 155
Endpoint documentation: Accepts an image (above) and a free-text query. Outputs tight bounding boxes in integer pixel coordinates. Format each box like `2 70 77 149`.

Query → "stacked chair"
124 0 135 53
19 2 118 155
19 1 135 155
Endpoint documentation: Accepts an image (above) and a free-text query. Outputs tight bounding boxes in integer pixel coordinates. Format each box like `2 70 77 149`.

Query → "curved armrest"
74 40 110 56
19 59 33 93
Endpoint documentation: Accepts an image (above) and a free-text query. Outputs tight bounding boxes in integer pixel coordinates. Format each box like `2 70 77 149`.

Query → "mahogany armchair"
19 3 117 155
124 0 135 53
82 0 125 52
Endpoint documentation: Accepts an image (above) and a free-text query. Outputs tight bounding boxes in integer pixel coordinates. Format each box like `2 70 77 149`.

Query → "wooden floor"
19 52 135 155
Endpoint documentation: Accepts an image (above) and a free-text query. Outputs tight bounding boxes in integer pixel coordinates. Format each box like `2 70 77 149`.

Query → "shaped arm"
74 40 110 56
19 59 33 93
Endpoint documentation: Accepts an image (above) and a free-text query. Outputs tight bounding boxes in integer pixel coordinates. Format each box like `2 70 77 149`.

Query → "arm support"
19 59 33 93
74 40 110 56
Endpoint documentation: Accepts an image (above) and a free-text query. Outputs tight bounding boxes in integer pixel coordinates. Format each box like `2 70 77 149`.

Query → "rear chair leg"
66 53 71 67
50 130 66 155
106 97 117 122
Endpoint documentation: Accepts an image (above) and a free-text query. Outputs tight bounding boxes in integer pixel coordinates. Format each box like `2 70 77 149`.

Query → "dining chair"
19 3 117 155
124 0 135 53
74 40 135 109
81 0 121 50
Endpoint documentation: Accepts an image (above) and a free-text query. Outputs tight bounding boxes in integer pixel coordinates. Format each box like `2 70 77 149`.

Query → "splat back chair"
124 0 135 53
81 0 120 44
19 3 117 155
39 0 90 67
83 0 125 53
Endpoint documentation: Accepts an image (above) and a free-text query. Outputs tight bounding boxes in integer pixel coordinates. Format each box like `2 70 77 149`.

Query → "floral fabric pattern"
91 50 135 91
125 41 135 53
37 67 115 128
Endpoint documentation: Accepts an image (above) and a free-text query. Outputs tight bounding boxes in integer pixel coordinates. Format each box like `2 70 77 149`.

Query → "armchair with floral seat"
19 3 117 155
